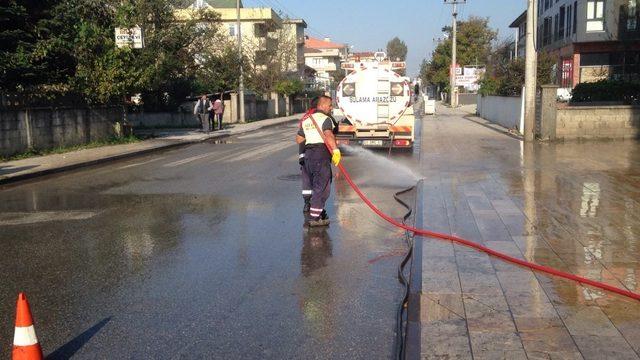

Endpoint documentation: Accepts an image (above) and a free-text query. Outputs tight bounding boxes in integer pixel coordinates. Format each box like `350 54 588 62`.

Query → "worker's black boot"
303 196 311 213
308 217 330 227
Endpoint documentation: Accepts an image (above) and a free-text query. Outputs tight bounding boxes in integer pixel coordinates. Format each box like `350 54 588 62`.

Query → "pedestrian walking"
193 95 213 132
295 96 341 227
212 98 225 130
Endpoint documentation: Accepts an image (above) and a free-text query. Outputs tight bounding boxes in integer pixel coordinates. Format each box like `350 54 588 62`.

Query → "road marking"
118 157 166 170
164 153 215 167
0 211 100 226
236 129 280 139
223 141 294 162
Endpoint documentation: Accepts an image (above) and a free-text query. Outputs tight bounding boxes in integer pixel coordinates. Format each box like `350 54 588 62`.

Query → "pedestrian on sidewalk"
296 95 341 227
212 97 225 130
193 95 213 132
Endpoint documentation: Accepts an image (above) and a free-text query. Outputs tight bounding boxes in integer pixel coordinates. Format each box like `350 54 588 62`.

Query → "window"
629 0 638 30
543 17 552 45
567 5 573 35
228 24 236 37
574 1 578 34
554 14 559 41
580 52 610 66
254 23 267 37
559 6 565 39
586 0 605 32
545 0 550 11
539 0 543 16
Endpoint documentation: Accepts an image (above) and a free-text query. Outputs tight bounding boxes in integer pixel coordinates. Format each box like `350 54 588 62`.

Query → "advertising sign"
455 67 484 91
115 26 144 49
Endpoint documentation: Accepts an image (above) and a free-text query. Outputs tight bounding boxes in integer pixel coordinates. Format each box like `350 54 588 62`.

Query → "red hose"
336 162 640 302
305 113 640 302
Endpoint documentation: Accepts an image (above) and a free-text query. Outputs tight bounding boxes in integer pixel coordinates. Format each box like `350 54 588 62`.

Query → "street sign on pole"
115 26 144 49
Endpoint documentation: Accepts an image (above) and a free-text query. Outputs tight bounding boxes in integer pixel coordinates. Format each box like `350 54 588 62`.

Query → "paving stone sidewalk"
0 114 302 185
417 105 640 359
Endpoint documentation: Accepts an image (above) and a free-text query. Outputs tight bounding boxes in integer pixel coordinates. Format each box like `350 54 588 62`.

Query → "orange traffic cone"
12 292 43 360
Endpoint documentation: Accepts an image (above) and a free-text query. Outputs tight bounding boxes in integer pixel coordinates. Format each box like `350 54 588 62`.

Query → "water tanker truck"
333 52 415 150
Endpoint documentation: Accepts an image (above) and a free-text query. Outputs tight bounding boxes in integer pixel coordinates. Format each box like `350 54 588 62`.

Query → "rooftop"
304 36 346 50
509 10 527 28
173 0 242 9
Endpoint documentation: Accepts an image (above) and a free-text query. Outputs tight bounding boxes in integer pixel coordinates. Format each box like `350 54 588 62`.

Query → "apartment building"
534 0 640 87
283 19 307 77
509 11 527 59
174 0 307 76
304 36 348 90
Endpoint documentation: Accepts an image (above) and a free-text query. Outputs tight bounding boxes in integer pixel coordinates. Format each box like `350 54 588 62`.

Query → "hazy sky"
243 0 527 77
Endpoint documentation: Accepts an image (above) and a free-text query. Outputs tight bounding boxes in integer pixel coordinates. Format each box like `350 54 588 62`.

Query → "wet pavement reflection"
0 122 418 358
419 106 640 359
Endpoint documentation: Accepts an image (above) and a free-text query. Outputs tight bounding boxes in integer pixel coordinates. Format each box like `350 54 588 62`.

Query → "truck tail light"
393 139 411 147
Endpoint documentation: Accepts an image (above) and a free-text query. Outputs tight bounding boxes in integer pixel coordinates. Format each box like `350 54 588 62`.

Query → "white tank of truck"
334 52 415 149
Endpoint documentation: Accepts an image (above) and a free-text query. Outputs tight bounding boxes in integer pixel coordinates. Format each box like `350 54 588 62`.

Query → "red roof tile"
304 36 345 49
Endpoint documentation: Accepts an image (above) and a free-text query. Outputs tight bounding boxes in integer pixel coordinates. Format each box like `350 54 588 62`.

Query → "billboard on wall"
455 67 484 91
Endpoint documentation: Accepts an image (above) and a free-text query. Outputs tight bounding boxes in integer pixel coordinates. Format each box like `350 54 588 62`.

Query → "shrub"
571 80 640 104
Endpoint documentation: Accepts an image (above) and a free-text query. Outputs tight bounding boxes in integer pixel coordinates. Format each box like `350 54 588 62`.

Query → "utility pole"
445 0 465 107
524 0 537 141
236 0 245 123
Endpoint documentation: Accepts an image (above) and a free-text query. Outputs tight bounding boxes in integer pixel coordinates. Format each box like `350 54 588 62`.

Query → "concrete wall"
477 94 524 131
1 107 121 157
555 105 640 140
127 112 199 128
458 93 478 106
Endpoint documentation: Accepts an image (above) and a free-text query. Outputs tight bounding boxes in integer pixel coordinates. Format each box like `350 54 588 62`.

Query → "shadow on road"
46 317 111 360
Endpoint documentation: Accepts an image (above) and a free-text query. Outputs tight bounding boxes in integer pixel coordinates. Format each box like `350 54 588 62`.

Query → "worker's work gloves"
332 149 341 166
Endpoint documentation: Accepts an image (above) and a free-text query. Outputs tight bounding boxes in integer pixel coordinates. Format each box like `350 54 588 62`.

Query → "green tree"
1 0 219 108
79 0 219 107
421 17 497 91
386 37 408 76
0 0 77 98
274 78 303 97
194 45 242 96
244 26 298 95
479 50 557 96
386 37 408 61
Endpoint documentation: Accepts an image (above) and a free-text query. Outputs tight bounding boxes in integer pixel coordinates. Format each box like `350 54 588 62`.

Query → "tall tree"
386 37 408 61
421 17 497 91
243 26 298 95
386 37 408 75
0 0 77 98
0 0 219 107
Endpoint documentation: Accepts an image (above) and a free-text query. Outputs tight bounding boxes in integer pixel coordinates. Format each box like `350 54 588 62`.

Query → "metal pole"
237 0 245 123
524 0 537 141
449 2 458 108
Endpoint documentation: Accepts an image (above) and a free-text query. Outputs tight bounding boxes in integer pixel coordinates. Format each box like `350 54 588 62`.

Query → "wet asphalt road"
0 121 421 359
